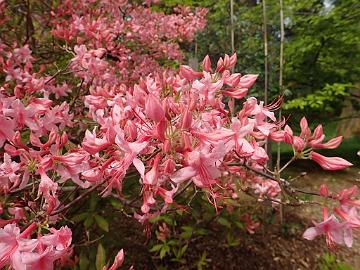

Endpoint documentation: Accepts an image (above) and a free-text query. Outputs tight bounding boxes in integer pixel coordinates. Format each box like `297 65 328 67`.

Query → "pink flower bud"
60 132 68 146
224 73 241 87
229 53 237 68
238 74 258 88
293 136 305 152
300 117 311 138
107 249 125 270
222 87 248 99
284 125 294 144
202 55 212 72
319 184 329 197
310 151 353 170
313 136 343 149
223 54 230 67
216 57 224 73
179 65 202 81
269 130 285 142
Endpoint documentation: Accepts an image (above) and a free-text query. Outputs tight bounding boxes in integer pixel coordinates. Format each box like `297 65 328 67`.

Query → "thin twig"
51 181 105 215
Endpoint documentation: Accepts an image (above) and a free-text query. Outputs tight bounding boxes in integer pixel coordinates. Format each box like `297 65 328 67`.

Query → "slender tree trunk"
230 0 235 56
277 0 285 225
25 0 36 49
230 0 235 116
262 0 272 167
263 0 268 105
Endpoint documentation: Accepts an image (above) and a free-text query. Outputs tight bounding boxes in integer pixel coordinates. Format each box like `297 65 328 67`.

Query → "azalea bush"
0 0 357 269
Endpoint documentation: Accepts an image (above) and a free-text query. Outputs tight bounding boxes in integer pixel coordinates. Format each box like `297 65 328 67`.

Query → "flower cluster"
0 0 357 268
51 0 207 83
303 185 360 248
0 223 71 269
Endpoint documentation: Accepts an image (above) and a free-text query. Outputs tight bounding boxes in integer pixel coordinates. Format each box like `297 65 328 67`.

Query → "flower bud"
319 184 329 197
310 151 353 170
202 55 212 72
179 65 202 81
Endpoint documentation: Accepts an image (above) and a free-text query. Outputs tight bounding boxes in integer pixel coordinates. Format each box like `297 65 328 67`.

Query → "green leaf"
179 244 188 258
195 228 208 236
160 246 169 259
95 243 106 270
217 217 231 228
72 213 89 222
94 215 109 232
79 252 90 270
162 215 175 225
110 199 123 210
180 226 193 239
149 244 163 253
84 216 94 229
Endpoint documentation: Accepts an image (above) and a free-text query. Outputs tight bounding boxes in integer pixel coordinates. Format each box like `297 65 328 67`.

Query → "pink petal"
303 227 319 240
344 227 353 248
132 158 145 178
170 167 197 184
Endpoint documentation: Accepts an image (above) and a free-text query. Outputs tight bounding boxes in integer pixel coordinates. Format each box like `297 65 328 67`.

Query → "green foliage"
284 83 351 111
318 253 352 270
69 193 124 269
196 251 209 270
283 0 360 116
79 252 90 270
96 243 107 270
147 190 255 268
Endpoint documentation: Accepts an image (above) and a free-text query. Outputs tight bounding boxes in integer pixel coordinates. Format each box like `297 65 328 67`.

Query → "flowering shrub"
0 0 357 269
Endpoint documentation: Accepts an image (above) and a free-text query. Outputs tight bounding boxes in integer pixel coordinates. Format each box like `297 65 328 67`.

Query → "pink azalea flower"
0 223 37 268
334 207 360 228
38 168 59 214
0 115 15 147
82 129 110 155
51 150 91 188
303 208 352 248
336 186 360 208
0 153 20 191
40 226 72 251
170 143 225 187
242 214 260 234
